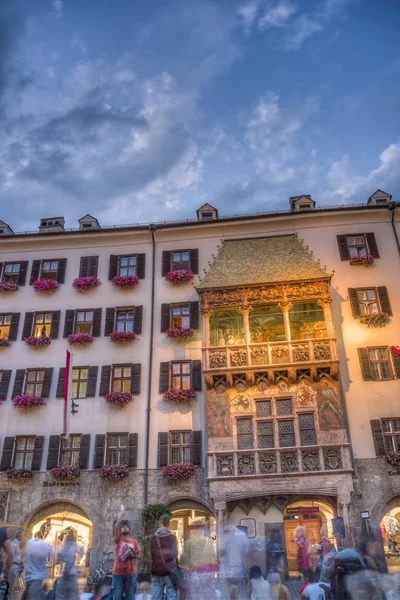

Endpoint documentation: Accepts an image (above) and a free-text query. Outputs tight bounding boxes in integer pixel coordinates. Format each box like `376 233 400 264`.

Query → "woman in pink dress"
294 526 312 572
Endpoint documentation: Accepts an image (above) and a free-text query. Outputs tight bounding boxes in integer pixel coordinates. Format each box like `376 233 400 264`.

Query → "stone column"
278 301 293 341
214 499 227 560
239 305 252 366
200 308 214 369
318 298 334 337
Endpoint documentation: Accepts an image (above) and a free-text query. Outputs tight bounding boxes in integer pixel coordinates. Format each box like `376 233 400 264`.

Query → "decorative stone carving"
313 342 331 361
293 344 310 362
280 451 298 472
324 448 342 470
301 450 320 471
230 349 247 367
251 346 269 366
259 452 277 474
287 281 330 301
238 454 255 475
217 455 234 476
0 491 9 522
209 351 227 368
271 345 289 364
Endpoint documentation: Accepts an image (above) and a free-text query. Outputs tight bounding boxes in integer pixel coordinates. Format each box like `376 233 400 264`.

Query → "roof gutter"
388 202 400 255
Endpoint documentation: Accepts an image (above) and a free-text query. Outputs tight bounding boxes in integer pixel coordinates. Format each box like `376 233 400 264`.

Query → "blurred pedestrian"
248 565 271 600
151 514 178 600
56 529 83 600
112 508 140 600
9 530 24 598
181 524 217 600
267 572 291 600
0 526 13 593
25 532 52 600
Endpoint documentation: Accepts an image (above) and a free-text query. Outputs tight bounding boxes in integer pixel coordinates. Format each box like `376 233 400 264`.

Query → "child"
135 580 152 600
248 565 271 600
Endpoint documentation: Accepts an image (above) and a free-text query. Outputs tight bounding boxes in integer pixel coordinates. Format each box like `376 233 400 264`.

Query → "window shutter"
109 255 118 280
18 261 29 286
31 436 44 471
30 260 41 285
56 368 66 398
190 302 199 329
22 312 34 339
130 364 141 395
79 257 90 277
158 432 169 468
192 360 202 391
57 258 67 283
8 313 20 341
137 254 146 279
391 348 400 379
93 434 106 468
0 263 3 279
128 433 138 468
92 308 102 337
63 310 75 337
47 435 60 470
50 310 61 339
42 368 53 398
87 366 98 397
370 420 386 456
162 251 171 276
348 289 361 318
159 362 170 393
358 348 373 381
0 370 11 400
366 233 380 258
104 308 115 336
79 434 91 469
191 431 202 466
161 304 171 332
133 306 143 334
99 366 111 396
0 437 15 471
377 287 392 316
336 235 350 261
189 249 199 274
12 369 25 397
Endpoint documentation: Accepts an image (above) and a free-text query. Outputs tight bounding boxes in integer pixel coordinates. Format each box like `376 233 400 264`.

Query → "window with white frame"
14 437 35 469
2 263 21 282
106 434 128 465
368 348 393 380
72 368 88 399
41 260 59 280
170 431 191 462
75 310 94 334
116 310 134 333
60 435 81 466
118 256 137 277
346 235 367 258
171 305 190 328
25 370 45 395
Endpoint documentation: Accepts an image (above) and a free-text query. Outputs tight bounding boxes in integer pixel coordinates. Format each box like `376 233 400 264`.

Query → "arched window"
249 305 286 342
210 309 244 346
288 302 326 340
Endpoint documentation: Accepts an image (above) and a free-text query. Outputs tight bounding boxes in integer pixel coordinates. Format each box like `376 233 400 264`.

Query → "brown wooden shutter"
370 420 386 456
87 367 98 397
92 308 102 337
366 233 380 258
130 364 141 395
159 362 170 392
12 369 25 397
30 260 41 284
79 434 91 469
336 235 350 261
42 368 53 398
0 370 11 400
18 261 29 286
391 348 400 379
0 437 15 471
191 431 202 466
162 251 171 276
189 249 199 274
104 308 115 336
99 366 111 395
133 306 143 334
47 435 61 469
50 310 61 339
8 313 20 341
31 436 44 471
161 304 171 332
128 433 138 467
190 302 199 329
109 255 118 280
377 287 392 316
22 312 34 339
348 289 361 318
57 258 67 283
56 368 66 398
80 256 98 277
0 263 3 279
358 348 373 381
93 434 106 468
158 432 169 467
192 360 202 391
137 254 146 279
63 310 75 337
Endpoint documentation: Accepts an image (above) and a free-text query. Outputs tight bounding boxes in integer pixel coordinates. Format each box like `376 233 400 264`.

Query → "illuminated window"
171 305 190 328
75 310 94 334
112 366 132 392
171 362 191 389
250 305 286 342
0 314 11 338
289 302 326 340
210 309 245 346
72 368 88 399
34 313 52 337
25 370 45 395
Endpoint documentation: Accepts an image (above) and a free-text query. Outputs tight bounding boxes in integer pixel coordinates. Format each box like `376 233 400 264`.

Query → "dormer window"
289 195 316 212
196 203 218 221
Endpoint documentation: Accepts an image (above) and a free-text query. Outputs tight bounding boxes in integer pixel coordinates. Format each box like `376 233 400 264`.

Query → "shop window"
0 314 11 338
25 370 45 396
112 366 132 392
116 310 135 333
210 309 245 346
75 310 94 334
61 435 81 466
14 437 35 469
237 417 254 450
106 434 128 465
171 305 190 328
288 302 326 340
170 431 191 463
249 305 286 342
34 313 53 337
72 368 89 399
119 256 137 277
171 362 191 389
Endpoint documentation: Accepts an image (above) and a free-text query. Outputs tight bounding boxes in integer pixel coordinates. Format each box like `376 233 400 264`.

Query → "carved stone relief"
324 448 342 470
301 450 320 472
238 454 255 475
259 453 277 474
281 451 298 473
217 455 234 476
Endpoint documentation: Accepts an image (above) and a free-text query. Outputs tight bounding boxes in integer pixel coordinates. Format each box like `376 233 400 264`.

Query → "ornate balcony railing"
208 444 351 479
204 338 337 371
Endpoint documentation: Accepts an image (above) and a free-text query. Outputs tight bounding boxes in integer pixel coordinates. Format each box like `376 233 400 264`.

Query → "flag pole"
63 349 72 437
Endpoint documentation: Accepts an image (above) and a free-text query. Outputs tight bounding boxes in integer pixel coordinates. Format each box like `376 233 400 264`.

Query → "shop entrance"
381 507 400 573
170 508 216 559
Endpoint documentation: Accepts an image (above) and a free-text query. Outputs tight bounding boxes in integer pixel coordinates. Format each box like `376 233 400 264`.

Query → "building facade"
0 190 399 574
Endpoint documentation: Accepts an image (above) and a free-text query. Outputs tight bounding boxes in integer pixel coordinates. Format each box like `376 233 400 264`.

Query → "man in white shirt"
25 532 52 600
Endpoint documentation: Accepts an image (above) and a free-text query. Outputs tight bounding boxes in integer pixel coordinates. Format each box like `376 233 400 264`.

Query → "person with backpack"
151 514 178 600
56 530 83 600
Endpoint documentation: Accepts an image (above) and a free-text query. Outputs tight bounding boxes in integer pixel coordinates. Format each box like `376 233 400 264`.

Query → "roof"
196 202 219 217
197 234 330 290
289 195 316 209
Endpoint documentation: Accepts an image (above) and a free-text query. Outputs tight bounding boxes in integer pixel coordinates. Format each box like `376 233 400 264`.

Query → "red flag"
63 349 71 437
393 347 400 356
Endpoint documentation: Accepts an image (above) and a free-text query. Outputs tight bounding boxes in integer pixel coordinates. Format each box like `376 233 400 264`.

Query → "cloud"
52 0 63 19
70 31 88 57
0 5 24 109
238 2 260 35
282 15 322 50
258 1 297 30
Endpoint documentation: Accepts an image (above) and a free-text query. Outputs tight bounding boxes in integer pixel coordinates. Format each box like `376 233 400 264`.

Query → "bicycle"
88 551 115 585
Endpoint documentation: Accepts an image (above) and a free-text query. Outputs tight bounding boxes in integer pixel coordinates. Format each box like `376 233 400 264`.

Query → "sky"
0 0 399 231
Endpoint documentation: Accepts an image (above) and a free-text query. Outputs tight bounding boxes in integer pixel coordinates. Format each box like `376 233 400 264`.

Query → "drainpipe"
143 224 156 506
387 202 400 255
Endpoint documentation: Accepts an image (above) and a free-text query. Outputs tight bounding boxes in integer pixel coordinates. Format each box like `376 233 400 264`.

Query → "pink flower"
6 468 32 480
0 281 18 292
112 275 139 289
24 335 51 347
104 391 133 407
51 465 80 480
349 254 374 266
12 394 45 410
72 276 102 291
163 388 196 404
68 333 94 345
165 327 194 341
99 464 129 480
165 270 194 284
162 462 195 480
0 338 11 347
108 331 137 343
33 279 60 292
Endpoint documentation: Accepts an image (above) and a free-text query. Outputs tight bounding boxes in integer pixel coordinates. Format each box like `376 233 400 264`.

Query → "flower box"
108 331 137 343
12 394 45 410
6 468 33 481
33 279 60 292
72 276 102 292
24 335 51 347
68 333 94 346
0 281 18 292
165 270 194 284
51 465 80 481
104 391 133 408
165 327 194 342
163 388 196 404
358 312 390 327
0 338 11 348
112 275 139 289
349 254 374 266
99 464 129 480
386 451 400 469
162 462 195 481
